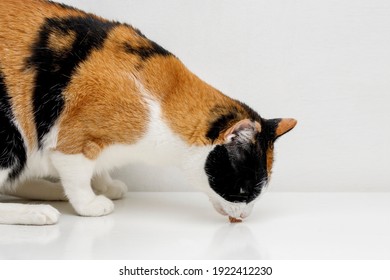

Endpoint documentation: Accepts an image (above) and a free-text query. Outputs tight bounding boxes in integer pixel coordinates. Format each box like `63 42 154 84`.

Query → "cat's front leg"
92 171 128 200
50 152 114 217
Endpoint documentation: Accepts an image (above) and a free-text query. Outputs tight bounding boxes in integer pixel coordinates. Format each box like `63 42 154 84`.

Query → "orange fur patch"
56 25 149 159
47 30 76 53
139 57 255 145
266 147 274 177
275 118 297 138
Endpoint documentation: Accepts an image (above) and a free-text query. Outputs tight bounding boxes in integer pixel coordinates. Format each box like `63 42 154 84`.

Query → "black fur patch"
263 118 282 140
0 68 27 181
206 113 237 141
204 104 281 203
124 40 171 60
26 16 118 147
204 134 266 203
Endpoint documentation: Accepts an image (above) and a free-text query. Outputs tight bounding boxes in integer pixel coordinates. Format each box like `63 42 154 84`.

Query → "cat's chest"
94 100 193 171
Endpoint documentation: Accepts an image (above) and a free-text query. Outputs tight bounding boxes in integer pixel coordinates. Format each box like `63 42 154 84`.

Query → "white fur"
0 202 60 225
208 192 256 219
16 125 59 183
51 152 114 217
95 98 193 172
0 168 10 186
92 171 128 200
0 123 62 225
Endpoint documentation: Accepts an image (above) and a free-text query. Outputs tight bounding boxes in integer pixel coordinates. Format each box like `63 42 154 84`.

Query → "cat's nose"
227 193 250 203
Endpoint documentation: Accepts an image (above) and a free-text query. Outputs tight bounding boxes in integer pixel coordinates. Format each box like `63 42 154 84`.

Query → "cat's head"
204 118 297 219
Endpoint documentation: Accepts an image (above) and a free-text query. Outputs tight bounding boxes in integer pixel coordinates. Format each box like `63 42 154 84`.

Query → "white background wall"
55 0 390 192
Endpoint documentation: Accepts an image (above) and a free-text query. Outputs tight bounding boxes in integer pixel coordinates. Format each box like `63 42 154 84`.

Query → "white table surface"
0 192 389 259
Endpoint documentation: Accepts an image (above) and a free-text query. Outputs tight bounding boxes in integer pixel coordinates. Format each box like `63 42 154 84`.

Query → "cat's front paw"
75 195 114 217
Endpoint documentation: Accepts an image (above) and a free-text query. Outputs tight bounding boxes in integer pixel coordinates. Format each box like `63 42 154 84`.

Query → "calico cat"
0 0 296 225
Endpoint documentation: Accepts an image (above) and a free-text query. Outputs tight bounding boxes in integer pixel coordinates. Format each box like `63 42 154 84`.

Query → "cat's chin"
209 195 255 220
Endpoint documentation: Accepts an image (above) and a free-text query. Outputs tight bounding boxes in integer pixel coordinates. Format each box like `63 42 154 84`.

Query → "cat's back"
0 0 84 42
0 0 108 79
0 0 247 171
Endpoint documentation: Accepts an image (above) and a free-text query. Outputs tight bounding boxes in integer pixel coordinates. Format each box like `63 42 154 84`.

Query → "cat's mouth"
209 195 254 220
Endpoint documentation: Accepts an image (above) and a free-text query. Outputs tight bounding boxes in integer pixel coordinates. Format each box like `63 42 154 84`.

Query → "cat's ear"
267 118 297 139
224 119 261 143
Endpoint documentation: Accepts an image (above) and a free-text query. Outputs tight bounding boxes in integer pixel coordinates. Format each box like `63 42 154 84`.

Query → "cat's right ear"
266 118 297 140
224 119 261 143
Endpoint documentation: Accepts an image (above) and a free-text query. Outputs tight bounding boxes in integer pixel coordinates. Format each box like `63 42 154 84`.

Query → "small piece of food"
229 216 242 223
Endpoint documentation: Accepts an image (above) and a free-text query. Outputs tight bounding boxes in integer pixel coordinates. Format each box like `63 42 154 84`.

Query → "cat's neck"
138 56 258 146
